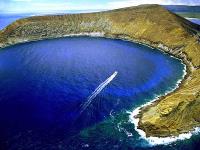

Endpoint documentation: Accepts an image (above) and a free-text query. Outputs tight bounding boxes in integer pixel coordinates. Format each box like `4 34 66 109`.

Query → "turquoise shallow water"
0 37 197 150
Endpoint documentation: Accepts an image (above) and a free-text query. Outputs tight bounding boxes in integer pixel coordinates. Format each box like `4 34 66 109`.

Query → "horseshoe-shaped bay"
0 36 186 149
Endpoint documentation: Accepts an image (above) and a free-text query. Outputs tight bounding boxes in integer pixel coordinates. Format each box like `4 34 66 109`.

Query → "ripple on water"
0 37 185 149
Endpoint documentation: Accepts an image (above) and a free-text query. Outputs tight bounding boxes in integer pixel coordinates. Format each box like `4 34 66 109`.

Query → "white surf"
80 71 118 114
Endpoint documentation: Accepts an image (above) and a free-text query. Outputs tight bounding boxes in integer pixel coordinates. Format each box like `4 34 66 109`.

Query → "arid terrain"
0 4 200 137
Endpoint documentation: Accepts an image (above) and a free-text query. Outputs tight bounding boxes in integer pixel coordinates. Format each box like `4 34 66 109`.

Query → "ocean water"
0 36 197 150
0 10 105 30
0 14 30 30
188 18 200 25
0 12 199 31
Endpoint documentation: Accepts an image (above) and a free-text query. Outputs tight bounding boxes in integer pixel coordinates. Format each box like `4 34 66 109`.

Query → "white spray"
80 71 118 114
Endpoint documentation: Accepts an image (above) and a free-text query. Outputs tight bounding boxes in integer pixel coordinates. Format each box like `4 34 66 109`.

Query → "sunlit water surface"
0 37 198 150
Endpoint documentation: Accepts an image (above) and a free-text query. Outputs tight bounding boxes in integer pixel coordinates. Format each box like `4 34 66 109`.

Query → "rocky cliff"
0 4 200 137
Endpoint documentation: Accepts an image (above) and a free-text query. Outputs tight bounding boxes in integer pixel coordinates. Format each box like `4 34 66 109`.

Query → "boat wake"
80 71 118 114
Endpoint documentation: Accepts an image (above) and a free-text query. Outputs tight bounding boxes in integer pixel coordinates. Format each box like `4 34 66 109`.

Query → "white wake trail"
80 71 118 114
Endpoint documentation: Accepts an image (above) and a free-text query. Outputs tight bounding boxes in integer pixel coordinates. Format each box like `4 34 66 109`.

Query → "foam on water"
80 71 118 113
128 61 200 146
0 36 189 148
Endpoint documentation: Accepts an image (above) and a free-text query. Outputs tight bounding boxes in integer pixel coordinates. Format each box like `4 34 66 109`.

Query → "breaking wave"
128 60 200 146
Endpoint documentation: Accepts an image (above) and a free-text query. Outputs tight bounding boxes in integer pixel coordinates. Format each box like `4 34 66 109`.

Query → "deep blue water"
188 18 200 25
0 37 195 150
164 5 200 13
0 13 199 31
0 14 29 30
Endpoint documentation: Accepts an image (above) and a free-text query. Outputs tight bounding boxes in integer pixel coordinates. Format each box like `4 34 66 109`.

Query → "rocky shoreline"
0 4 200 139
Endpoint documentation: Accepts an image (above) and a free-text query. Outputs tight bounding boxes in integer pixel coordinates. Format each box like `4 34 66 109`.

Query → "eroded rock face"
0 4 200 137
138 68 200 137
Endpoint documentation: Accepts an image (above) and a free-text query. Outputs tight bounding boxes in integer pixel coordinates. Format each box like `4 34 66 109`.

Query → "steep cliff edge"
0 4 200 137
